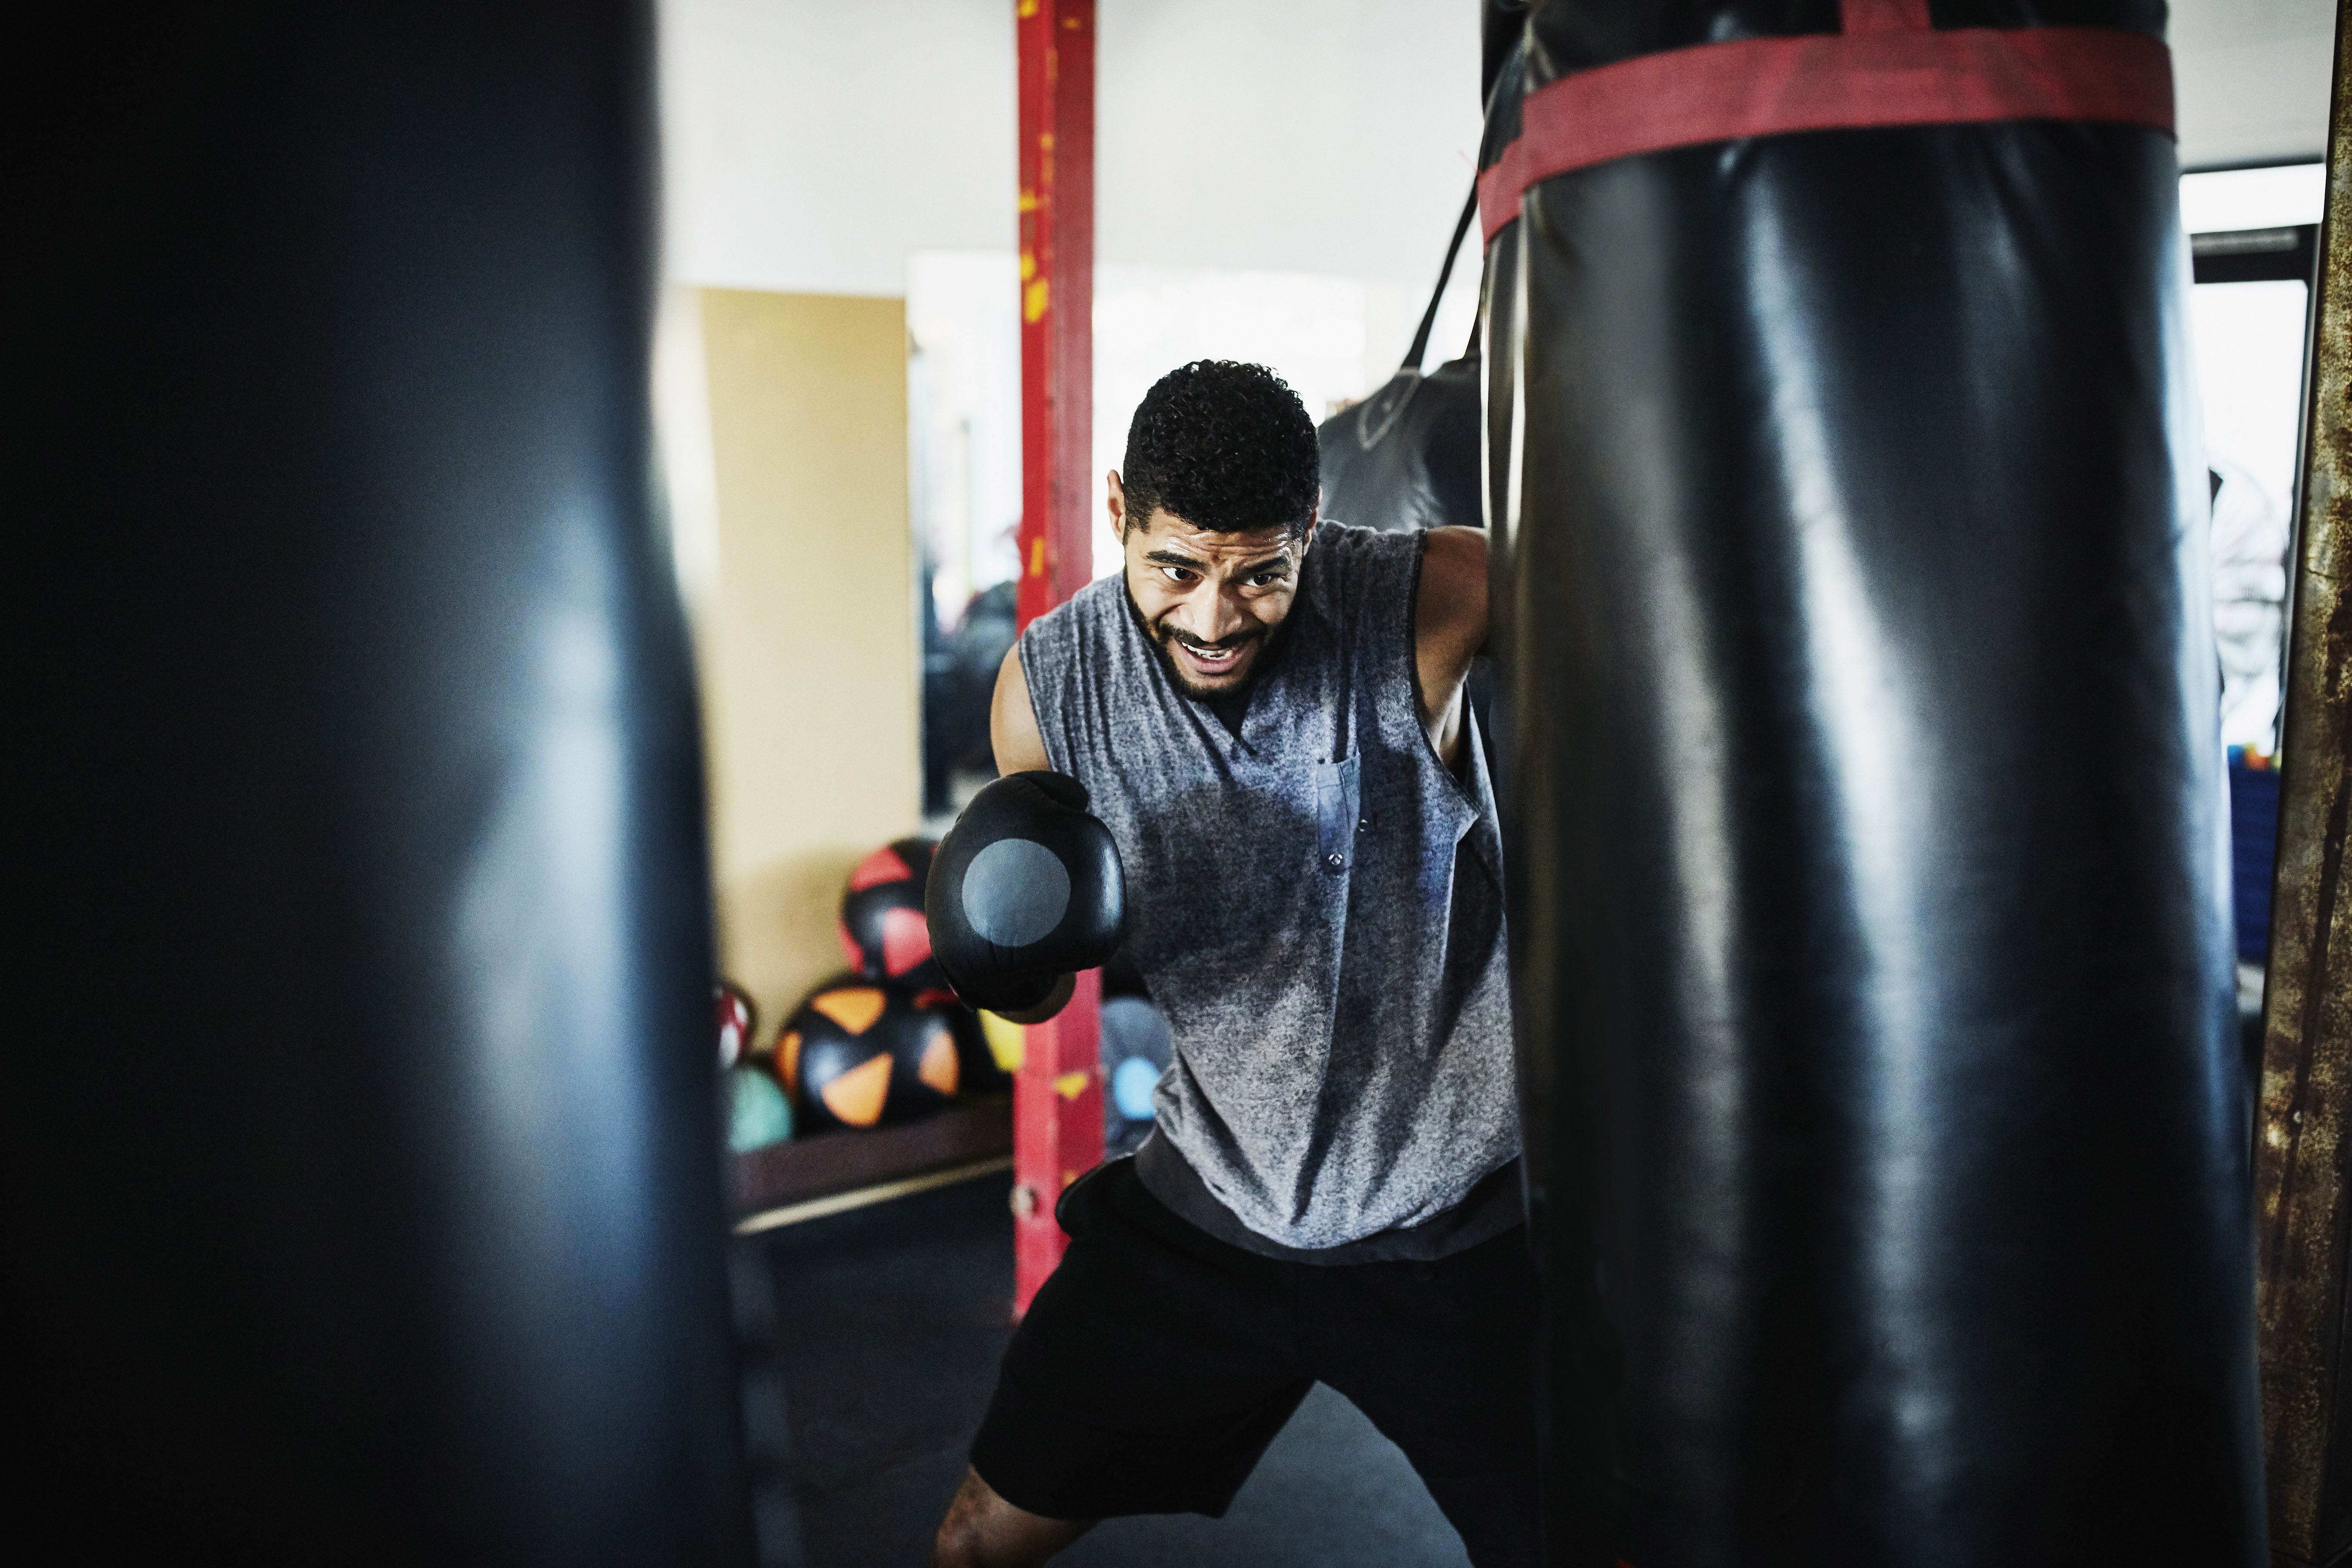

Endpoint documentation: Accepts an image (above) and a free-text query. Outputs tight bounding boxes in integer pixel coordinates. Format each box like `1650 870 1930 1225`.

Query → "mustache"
1155 621 1264 654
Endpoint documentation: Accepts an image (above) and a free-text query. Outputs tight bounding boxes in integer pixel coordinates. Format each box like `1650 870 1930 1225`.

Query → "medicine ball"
839 838 946 992
726 1063 792 1152
927 989 1008 1096
777 978 965 1132
716 980 756 1069
1100 993 1173 1158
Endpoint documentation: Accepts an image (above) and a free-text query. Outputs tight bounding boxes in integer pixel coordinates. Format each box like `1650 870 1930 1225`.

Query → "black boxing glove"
926 771 1127 1022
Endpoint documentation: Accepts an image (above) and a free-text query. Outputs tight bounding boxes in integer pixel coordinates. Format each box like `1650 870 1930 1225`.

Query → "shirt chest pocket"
1312 756 1362 876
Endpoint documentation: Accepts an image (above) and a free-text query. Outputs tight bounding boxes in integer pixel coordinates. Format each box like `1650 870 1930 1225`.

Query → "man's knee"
932 1466 1092 1568
930 1509 990 1568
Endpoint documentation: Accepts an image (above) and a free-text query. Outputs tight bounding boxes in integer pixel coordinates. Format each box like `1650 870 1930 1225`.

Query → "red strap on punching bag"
1477 0 2173 239
1843 0 1931 32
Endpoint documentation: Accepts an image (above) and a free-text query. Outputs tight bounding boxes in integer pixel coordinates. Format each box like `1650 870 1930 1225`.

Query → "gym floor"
734 1174 1475 1568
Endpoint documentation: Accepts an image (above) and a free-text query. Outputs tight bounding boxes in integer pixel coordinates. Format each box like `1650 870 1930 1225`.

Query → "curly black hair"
1119 360 1320 536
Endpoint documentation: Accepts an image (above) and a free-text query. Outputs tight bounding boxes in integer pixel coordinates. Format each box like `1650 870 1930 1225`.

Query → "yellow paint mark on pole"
1024 278 1049 323
1052 1070 1090 1100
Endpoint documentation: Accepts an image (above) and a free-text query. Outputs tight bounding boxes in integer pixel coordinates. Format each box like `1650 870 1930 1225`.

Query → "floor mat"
739 1172 1472 1567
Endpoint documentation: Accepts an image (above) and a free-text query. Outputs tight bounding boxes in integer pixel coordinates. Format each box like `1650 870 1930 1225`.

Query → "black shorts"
969 1157 1538 1567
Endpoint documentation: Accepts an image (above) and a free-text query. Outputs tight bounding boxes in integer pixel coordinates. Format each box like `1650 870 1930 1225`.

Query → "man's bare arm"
1415 526 1490 771
990 640 1050 776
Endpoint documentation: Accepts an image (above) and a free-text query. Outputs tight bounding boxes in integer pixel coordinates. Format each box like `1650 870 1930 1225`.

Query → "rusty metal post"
2254 8 2352 1564
1010 0 1103 1319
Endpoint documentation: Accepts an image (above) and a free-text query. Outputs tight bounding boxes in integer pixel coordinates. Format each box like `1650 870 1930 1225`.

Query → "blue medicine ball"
1099 995 1172 1156
1112 1056 1160 1121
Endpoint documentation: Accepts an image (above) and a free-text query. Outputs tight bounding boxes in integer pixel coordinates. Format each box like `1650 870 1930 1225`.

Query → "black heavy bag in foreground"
21 5 750 1563
1483 3 2264 1564
928 772 1128 1018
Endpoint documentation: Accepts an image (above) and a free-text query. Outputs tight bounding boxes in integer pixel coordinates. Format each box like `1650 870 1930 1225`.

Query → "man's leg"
943 1160 1309 1553
932 1467 1093 1568
1308 1229 1542 1568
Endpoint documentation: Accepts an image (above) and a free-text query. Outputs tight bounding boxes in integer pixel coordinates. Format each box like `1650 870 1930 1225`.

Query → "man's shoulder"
1016 573 1140 709
1303 522 1424 629
1021 572 1125 647
1310 520 1416 569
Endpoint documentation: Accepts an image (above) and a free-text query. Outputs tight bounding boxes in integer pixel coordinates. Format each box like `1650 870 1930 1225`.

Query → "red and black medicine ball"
715 980 756 1069
775 977 965 1133
839 837 946 993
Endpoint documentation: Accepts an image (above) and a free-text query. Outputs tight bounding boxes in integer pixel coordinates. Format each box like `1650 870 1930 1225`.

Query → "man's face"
1109 471 1314 700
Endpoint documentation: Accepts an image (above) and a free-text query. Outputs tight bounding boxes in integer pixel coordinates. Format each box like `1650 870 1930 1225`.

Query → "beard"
1123 582 1280 702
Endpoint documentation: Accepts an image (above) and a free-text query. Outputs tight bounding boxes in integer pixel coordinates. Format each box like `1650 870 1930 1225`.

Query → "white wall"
661 0 2331 300
2172 0 2335 171
661 0 1481 298
659 0 1018 296
1094 1 1482 284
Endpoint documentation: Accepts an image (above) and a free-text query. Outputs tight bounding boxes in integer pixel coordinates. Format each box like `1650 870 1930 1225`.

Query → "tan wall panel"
700 288 917 1040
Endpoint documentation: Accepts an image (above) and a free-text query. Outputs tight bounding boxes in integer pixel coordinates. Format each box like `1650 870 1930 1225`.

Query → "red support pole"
1011 0 1102 1318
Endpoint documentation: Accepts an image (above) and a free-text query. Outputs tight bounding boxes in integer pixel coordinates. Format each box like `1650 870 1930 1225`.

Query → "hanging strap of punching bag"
1476 0 2175 240
1402 183 1482 376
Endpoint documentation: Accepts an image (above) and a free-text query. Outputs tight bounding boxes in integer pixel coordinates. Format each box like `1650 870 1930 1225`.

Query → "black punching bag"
1484 3 2265 1564
21 5 751 1563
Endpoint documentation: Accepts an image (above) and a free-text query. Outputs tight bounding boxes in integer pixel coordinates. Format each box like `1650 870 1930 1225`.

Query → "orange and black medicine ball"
775 978 970 1132
838 838 948 995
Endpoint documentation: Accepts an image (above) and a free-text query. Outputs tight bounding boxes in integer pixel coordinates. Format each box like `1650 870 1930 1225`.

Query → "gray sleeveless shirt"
1019 523 1519 1255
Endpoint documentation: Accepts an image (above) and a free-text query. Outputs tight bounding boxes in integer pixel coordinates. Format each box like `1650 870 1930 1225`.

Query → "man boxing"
928 360 1528 1567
